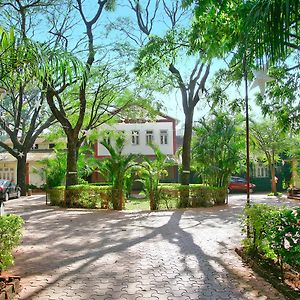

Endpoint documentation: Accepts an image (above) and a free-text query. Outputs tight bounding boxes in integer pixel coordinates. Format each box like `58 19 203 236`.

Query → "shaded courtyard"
5 194 298 300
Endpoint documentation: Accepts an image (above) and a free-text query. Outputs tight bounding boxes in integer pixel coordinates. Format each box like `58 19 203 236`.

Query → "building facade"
93 114 178 183
0 138 55 187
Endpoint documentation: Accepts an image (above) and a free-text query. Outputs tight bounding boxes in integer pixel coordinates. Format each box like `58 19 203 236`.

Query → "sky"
1 0 264 130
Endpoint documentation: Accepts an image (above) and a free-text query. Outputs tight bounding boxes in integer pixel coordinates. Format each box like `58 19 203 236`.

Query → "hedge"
0 214 23 271
243 204 300 275
159 184 227 208
47 185 112 209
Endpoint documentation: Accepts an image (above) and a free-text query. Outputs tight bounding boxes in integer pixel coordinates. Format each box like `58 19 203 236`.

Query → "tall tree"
125 1 211 207
184 0 300 131
0 1 78 194
192 111 244 188
250 118 289 194
0 24 60 194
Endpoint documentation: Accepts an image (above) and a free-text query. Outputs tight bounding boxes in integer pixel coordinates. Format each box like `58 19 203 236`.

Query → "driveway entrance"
6 194 296 300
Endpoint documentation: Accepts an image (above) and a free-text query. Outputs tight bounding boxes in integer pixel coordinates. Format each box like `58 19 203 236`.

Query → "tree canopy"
184 0 299 64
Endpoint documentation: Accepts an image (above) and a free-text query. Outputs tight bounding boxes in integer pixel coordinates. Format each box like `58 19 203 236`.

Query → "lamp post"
243 55 251 208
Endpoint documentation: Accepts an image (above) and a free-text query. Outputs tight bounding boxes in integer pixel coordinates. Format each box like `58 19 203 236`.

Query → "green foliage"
98 136 137 210
135 28 193 89
37 145 99 188
185 0 299 63
243 204 300 270
250 118 290 193
136 144 172 210
271 208 300 267
192 111 245 188
48 185 112 209
40 149 67 188
243 204 280 259
159 183 227 208
0 214 23 271
256 65 300 132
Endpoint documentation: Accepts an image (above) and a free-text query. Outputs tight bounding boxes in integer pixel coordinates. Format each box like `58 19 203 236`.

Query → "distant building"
93 113 179 183
0 138 56 187
291 158 300 188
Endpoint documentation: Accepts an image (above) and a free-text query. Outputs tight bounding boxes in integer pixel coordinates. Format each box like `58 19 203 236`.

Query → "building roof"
0 152 54 162
2 137 66 146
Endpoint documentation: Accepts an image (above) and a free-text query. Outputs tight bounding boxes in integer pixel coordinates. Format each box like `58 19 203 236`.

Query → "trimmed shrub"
159 184 227 208
243 204 300 272
47 185 112 209
0 214 23 272
47 187 65 206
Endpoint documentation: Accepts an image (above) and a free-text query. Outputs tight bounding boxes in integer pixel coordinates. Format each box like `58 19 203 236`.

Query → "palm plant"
98 136 137 210
136 144 172 210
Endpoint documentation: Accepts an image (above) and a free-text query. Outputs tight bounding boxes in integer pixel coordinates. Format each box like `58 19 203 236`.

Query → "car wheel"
4 192 9 201
17 190 21 198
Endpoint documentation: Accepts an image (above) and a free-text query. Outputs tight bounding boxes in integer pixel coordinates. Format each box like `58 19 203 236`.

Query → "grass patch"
125 197 150 210
125 196 178 211
268 192 283 197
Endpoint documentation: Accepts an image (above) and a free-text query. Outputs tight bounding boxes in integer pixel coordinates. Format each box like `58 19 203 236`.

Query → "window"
146 130 154 145
49 143 55 149
160 130 168 145
256 164 269 177
31 144 39 150
131 130 139 145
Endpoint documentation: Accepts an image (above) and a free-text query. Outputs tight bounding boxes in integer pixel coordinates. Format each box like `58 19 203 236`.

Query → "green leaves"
98 136 137 209
0 214 23 271
136 144 173 210
187 0 300 64
135 28 191 82
192 111 245 187
244 204 300 268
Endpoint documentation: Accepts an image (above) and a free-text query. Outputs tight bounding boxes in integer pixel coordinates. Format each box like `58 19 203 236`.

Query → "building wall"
28 162 46 187
0 162 17 182
96 121 175 157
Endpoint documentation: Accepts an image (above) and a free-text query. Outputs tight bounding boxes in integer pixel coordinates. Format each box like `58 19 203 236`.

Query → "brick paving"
5 194 299 300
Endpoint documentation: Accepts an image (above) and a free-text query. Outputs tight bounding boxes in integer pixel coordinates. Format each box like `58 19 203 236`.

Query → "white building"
0 138 55 187
95 114 176 157
93 113 178 182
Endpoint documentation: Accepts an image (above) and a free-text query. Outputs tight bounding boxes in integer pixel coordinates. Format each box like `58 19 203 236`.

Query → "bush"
47 187 65 206
243 204 300 272
47 185 112 209
159 184 227 208
0 214 23 272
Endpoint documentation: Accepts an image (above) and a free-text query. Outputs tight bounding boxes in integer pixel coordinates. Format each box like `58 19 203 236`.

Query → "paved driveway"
5 194 299 300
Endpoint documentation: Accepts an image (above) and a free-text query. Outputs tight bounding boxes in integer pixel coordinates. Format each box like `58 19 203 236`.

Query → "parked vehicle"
228 176 256 193
0 180 21 201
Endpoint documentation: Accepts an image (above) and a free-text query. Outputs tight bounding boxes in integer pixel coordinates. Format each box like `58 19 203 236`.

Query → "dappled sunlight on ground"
4 193 293 299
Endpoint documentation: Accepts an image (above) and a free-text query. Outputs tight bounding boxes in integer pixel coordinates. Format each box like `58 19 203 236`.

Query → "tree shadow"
7 196 276 299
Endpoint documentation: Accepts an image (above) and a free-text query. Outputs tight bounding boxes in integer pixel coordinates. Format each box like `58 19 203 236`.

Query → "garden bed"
236 248 300 300
46 185 112 209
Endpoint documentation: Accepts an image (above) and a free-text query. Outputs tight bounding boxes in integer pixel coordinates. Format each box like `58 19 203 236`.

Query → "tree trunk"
181 112 193 184
271 164 277 194
65 138 79 207
17 155 27 196
179 111 193 207
149 191 155 210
